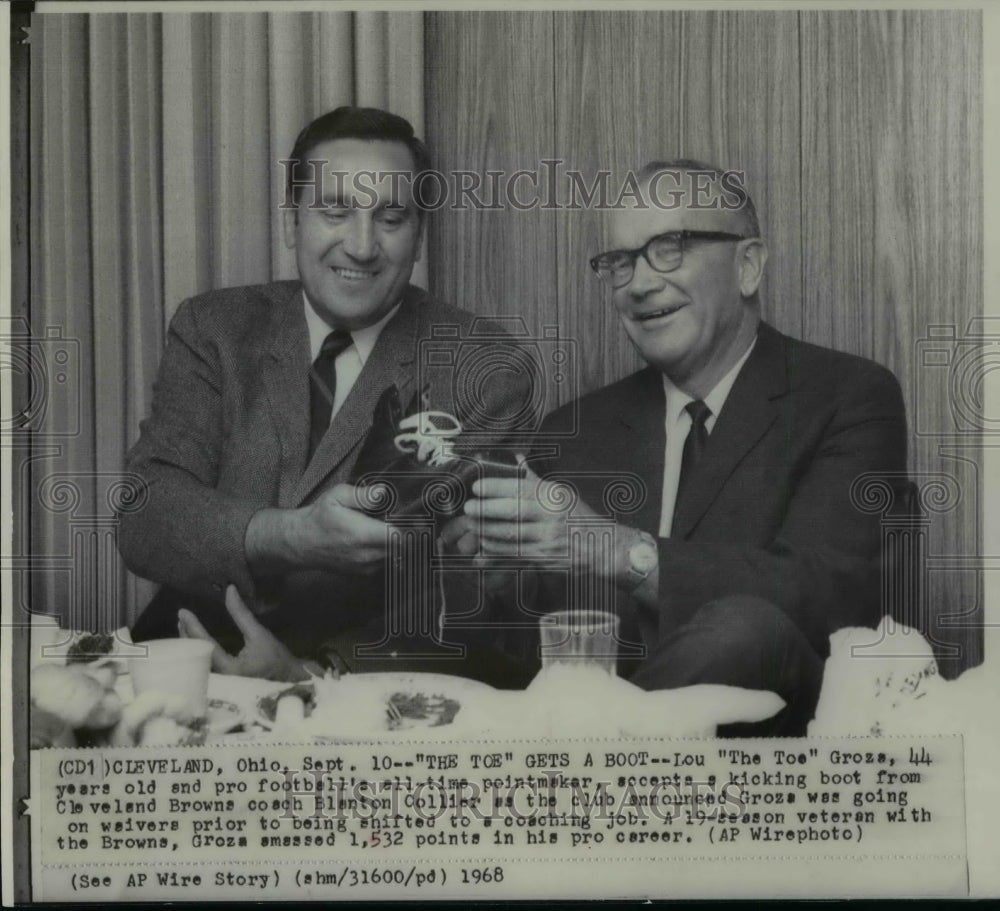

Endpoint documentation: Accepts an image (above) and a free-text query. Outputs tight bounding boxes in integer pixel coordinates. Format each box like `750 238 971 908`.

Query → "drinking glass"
538 610 620 675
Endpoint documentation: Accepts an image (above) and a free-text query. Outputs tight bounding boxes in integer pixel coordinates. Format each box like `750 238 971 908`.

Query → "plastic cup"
538 610 620 675
128 639 213 716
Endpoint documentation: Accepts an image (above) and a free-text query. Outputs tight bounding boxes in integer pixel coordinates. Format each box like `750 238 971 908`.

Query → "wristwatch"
624 530 658 591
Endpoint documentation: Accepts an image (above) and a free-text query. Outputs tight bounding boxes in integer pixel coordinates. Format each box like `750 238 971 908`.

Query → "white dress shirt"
658 338 758 536
303 293 401 422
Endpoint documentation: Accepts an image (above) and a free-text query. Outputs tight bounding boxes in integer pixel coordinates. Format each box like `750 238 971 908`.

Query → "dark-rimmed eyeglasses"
590 230 752 288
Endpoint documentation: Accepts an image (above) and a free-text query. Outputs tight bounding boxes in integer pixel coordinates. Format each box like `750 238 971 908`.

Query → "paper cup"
128 639 213 716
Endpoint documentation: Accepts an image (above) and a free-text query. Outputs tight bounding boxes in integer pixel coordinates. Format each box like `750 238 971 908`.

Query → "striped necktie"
308 329 353 459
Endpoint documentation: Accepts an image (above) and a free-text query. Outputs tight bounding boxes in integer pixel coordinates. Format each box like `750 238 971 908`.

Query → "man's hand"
462 465 658 603
463 464 602 568
178 585 312 681
245 484 388 575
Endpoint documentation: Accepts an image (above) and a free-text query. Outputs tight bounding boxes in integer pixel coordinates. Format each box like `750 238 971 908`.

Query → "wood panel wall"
425 10 982 673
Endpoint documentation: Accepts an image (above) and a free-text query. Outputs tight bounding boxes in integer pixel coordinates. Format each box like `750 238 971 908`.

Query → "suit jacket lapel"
291 288 423 506
670 322 789 539
614 368 667 535
261 284 312 508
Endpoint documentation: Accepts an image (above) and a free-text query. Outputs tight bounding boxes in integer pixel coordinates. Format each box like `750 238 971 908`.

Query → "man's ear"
737 238 768 297
282 207 298 250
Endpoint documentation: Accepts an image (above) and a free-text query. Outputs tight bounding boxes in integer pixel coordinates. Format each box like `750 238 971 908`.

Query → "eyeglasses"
590 230 752 288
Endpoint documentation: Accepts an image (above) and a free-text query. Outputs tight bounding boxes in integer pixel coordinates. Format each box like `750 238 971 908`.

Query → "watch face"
629 541 658 575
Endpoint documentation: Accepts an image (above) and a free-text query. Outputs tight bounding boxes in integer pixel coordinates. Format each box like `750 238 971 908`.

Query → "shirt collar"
662 335 758 427
302 291 401 365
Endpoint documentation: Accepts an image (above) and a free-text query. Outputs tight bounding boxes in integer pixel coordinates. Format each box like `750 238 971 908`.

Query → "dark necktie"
308 329 353 460
671 400 712 532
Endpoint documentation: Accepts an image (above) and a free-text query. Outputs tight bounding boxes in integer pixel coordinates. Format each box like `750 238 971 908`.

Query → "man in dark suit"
121 108 530 684
457 161 908 733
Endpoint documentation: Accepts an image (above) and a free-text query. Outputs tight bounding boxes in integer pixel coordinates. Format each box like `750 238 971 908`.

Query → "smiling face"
283 138 423 331
607 175 767 397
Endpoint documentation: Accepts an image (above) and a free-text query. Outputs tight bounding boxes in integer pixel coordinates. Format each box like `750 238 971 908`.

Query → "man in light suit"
458 161 908 733
121 108 531 684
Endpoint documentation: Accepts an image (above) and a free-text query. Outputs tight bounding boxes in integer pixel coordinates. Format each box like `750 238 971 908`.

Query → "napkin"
808 617 990 736
471 665 785 739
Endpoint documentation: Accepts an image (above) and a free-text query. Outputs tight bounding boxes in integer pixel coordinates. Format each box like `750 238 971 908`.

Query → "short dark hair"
285 106 432 208
637 158 761 238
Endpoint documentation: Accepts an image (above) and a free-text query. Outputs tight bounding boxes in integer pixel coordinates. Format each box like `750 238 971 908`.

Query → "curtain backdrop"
424 9 982 675
28 11 425 628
